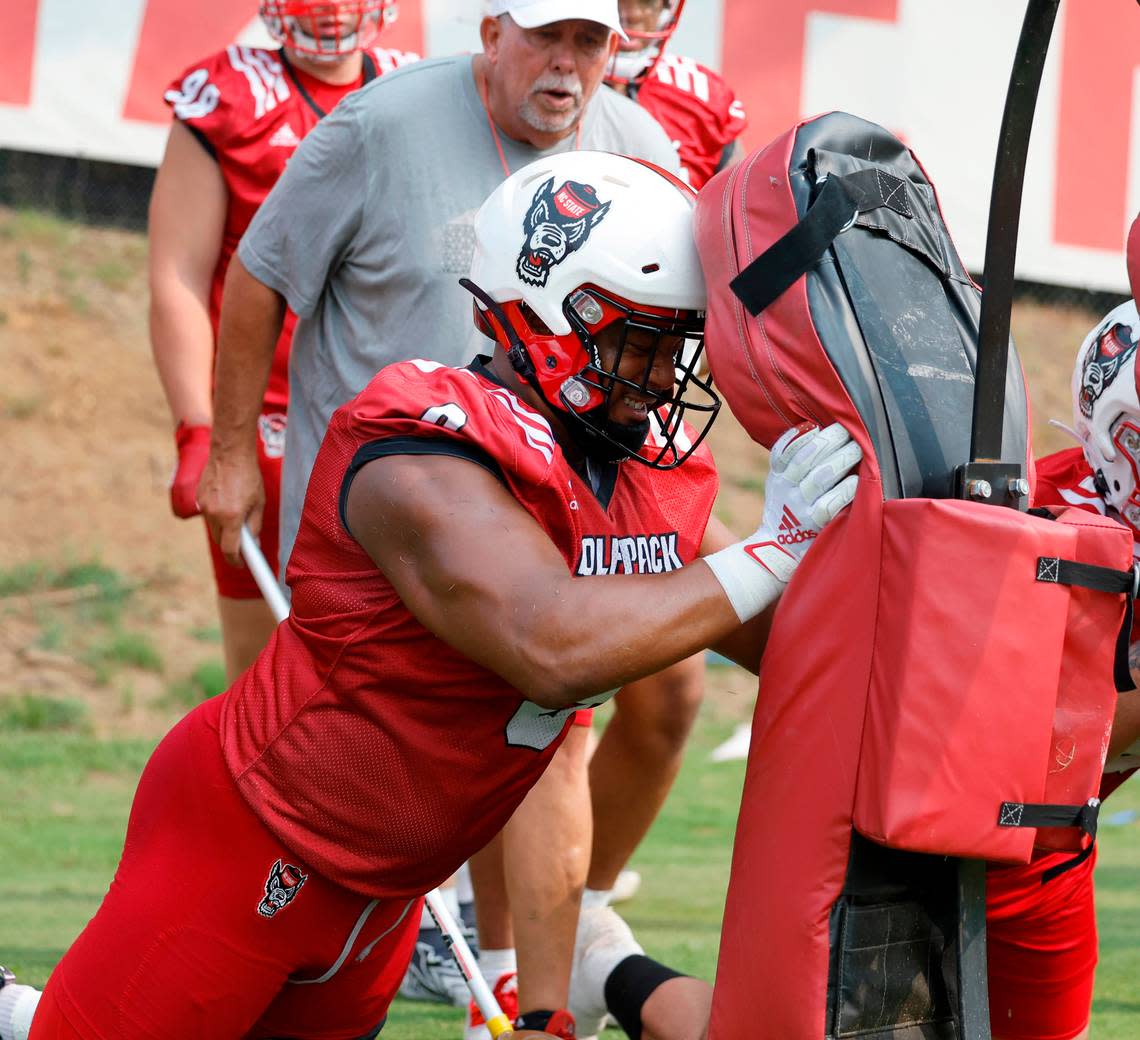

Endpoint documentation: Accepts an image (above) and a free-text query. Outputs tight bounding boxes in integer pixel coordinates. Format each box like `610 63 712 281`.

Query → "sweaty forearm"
212 255 285 453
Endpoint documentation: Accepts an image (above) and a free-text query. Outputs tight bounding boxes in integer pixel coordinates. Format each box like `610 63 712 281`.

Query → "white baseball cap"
486 0 628 40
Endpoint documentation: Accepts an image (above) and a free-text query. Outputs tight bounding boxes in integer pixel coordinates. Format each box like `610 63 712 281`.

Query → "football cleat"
399 925 474 1008
463 970 519 1040
0 968 41 1040
609 869 642 906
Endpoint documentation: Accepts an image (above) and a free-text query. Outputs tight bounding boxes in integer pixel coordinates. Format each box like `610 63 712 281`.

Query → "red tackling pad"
695 112 1131 1038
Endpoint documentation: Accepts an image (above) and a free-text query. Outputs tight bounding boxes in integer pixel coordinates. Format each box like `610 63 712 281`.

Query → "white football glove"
705 423 861 621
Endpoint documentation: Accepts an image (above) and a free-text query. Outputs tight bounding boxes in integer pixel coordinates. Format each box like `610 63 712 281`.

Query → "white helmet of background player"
259 0 396 60
464 150 719 469
1072 299 1140 534
606 0 686 87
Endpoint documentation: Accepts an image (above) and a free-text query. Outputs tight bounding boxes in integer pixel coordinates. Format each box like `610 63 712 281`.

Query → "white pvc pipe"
425 890 512 1038
239 524 290 623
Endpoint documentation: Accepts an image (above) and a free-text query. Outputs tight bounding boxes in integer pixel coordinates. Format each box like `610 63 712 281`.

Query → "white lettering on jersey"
506 687 614 750
410 359 447 373
164 68 221 121
226 45 289 120
646 410 694 453
484 386 556 465
575 533 684 576
420 403 469 432
654 54 710 103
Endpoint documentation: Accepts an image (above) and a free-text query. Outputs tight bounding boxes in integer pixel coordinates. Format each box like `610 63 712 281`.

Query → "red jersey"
219 358 718 897
163 44 418 409
633 54 747 190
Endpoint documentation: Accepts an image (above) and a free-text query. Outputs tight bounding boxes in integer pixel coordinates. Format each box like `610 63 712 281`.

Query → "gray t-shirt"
237 54 680 575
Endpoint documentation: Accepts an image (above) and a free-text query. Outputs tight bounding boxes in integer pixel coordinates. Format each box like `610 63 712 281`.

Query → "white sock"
581 887 612 910
0 984 41 1040
478 947 516 983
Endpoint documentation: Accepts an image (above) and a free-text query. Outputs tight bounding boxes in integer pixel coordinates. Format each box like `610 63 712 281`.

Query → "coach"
197 0 684 1026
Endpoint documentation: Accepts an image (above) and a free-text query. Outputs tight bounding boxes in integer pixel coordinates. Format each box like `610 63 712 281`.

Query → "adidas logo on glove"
776 506 816 546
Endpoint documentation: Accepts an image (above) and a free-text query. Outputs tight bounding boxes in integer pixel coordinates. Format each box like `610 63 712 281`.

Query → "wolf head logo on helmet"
516 179 611 288
1071 300 1140 535
257 859 308 918
1078 321 1137 419
465 151 719 470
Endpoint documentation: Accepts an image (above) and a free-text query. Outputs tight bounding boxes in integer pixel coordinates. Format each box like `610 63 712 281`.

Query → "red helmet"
259 0 396 60
606 0 686 87
464 151 718 469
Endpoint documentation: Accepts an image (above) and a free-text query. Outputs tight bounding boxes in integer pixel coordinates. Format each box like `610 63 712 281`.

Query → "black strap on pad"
996 799 1100 883
729 168 912 317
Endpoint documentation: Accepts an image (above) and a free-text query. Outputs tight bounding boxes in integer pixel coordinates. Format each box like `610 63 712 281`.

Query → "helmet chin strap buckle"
459 277 536 382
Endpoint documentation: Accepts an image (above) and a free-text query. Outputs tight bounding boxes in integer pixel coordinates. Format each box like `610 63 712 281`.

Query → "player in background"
986 285 1140 1040
22 153 859 1040
568 0 749 936
149 0 417 681
605 0 746 189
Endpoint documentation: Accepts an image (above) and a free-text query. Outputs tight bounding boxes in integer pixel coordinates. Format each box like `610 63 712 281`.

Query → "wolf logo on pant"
257 859 308 918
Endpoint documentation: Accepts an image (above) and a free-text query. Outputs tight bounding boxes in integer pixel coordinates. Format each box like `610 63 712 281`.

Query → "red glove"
170 422 212 518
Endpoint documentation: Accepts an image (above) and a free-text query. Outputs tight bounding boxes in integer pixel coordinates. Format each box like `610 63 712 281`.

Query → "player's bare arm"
346 451 741 709
148 119 227 432
198 254 285 564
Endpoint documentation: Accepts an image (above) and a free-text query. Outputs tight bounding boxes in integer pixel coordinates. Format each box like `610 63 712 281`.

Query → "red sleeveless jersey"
635 54 747 190
219 358 718 897
163 44 418 408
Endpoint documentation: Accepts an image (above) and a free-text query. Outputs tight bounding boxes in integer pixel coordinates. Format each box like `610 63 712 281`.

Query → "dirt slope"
0 206 1107 736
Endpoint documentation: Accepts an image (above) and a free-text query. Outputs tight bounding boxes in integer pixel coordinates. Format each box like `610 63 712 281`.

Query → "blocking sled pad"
695 112 1132 1038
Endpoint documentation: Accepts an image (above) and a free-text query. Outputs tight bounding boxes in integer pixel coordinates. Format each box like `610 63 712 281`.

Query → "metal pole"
969 0 1061 463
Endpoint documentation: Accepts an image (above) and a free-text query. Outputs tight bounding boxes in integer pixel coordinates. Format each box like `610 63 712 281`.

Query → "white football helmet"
607 0 685 87
259 0 396 60
1071 299 1140 533
464 150 718 468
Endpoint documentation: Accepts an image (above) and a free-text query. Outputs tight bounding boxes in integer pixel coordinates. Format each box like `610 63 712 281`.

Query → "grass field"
2 682 1137 1038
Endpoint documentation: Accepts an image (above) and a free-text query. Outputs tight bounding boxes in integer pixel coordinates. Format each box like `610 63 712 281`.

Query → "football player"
606 0 746 188
28 152 859 1040
149 0 417 681
576 0 748 938
986 283 1140 1040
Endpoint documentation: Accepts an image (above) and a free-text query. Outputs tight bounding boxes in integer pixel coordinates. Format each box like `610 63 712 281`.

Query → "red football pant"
32 695 421 1040
986 850 1098 1040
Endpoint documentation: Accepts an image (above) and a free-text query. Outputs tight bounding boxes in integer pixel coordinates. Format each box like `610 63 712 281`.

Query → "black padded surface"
786 113 1028 501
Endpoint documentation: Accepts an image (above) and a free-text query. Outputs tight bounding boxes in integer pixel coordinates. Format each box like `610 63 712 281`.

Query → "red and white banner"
2 0 1138 291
